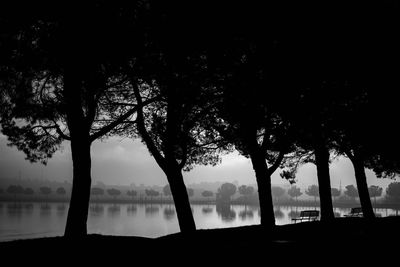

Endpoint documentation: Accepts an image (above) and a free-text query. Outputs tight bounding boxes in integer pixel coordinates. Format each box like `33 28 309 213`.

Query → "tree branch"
89 96 160 142
51 120 71 140
267 149 285 176
131 79 166 171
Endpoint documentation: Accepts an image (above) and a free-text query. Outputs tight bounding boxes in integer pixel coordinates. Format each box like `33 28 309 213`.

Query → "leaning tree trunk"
63 69 93 238
314 136 335 221
165 164 196 233
249 148 275 227
350 150 375 219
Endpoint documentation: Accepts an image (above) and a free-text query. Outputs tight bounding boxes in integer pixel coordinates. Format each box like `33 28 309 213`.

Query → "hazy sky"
0 133 395 190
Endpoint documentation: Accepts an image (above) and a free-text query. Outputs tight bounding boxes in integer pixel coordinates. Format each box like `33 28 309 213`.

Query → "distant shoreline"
1 197 399 210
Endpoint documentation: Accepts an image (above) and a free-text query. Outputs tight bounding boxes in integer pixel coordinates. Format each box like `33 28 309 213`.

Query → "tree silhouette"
271 186 285 202
107 188 121 200
368 185 383 206
40 186 52 200
287 186 302 202
127 190 137 201
130 69 224 233
386 182 400 201
23 187 35 197
7 185 24 200
212 44 294 227
217 183 237 203
344 185 359 201
0 2 154 238
145 189 159 202
331 188 341 203
187 188 194 198
238 185 254 204
163 185 172 200
91 187 104 201
305 185 319 205
201 190 214 203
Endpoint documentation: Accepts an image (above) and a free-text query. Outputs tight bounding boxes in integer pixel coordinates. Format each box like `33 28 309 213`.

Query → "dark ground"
1 217 399 264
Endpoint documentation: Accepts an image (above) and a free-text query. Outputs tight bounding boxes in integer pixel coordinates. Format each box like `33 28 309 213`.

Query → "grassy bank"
1 217 398 264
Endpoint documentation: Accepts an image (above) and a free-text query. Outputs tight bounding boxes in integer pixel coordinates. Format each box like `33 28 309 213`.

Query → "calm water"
0 201 398 242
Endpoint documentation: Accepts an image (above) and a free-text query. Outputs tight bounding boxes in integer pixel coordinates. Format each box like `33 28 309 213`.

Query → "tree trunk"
350 152 375 219
165 165 196 233
249 148 275 227
63 68 92 238
314 138 335 221
64 135 92 237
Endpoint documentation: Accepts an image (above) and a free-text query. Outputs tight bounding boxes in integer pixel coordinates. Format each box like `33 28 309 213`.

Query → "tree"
130 58 224 233
7 185 24 199
331 188 341 203
40 186 52 199
368 185 382 206
238 185 255 202
127 190 137 201
187 188 194 198
305 185 319 205
91 187 104 200
344 185 359 201
163 185 172 201
212 40 294 227
217 183 237 203
145 189 159 202
271 186 285 202
201 190 214 202
56 187 67 197
23 187 34 196
107 188 121 200
386 182 400 201
287 186 302 202
0 2 152 237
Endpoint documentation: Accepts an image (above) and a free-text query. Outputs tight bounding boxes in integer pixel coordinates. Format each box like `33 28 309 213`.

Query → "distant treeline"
2 182 400 209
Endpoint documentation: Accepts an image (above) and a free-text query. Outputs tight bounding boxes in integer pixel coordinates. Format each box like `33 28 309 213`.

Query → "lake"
0 201 398 242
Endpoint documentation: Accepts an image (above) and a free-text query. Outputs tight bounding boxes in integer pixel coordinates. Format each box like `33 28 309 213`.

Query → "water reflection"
90 204 105 216
24 203 34 210
127 205 137 215
145 205 160 217
274 208 284 219
238 207 254 221
288 210 300 219
107 205 121 217
163 206 176 220
216 203 236 222
7 203 23 217
2 202 400 242
57 204 67 216
40 203 52 216
202 207 213 214
24 203 34 216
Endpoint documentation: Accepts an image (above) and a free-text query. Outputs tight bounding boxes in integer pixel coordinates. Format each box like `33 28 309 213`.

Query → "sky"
0 133 396 191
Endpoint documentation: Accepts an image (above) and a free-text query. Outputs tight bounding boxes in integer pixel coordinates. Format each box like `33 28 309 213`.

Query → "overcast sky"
0 133 394 190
